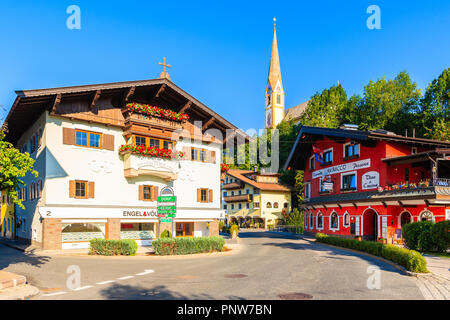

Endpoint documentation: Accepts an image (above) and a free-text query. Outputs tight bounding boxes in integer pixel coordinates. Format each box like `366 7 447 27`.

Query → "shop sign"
160 218 173 223
312 159 371 179
362 171 380 190
122 210 157 218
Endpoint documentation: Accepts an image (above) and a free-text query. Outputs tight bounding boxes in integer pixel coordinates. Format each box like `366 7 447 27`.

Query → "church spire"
268 17 282 90
265 18 285 129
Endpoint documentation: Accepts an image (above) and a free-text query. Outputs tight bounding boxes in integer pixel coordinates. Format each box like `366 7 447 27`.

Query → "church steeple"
265 18 285 129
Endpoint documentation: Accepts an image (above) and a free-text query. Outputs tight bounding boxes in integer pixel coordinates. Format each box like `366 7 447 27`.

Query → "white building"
4 78 247 250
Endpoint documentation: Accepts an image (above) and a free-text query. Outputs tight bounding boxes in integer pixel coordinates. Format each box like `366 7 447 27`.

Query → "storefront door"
176 222 194 237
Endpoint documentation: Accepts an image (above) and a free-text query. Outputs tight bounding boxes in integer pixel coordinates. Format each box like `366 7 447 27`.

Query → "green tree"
0 129 38 208
299 84 348 129
356 71 422 134
421 68 450 138
286 208 303 230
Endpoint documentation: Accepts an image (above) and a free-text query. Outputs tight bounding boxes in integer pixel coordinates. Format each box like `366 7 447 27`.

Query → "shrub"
153 236 225 256
219 221 225 231
160 230 172 238
315 233 428 273
403 221 449 252
229 224 239 237
432 221 450 253
89 239 138 256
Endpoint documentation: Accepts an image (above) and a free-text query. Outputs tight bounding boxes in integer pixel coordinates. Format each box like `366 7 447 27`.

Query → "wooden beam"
50 94 61 113
155 84 166 99
179 101 192 114
424 199 431 207
352 203 358 209
122 86 136 106
382 201 388 208
202 117 215 131
398 201 404 207
337 204 342 210
90 90 101 109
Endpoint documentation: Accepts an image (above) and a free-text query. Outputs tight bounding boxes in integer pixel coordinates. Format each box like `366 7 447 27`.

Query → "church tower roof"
268 18 282 90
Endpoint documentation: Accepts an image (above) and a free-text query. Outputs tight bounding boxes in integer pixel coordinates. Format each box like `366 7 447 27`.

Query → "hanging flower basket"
119 144 184 160
126 103 189 122
221 163 231 173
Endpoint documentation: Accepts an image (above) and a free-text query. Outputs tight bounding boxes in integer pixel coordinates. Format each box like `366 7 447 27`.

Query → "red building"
284 125 450 242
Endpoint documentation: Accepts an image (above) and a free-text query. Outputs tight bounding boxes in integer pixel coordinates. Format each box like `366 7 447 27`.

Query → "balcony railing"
223 194 253 203
128 113 183 130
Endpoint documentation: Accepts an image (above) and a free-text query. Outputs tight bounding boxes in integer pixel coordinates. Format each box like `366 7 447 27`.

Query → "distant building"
0 191 15 239
222 169 292 229
284 125 450 242
283 101 309 124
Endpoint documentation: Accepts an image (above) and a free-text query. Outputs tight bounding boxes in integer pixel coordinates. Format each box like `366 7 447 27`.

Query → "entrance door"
401 212 411 227
363 209 378 241
176 222 194 237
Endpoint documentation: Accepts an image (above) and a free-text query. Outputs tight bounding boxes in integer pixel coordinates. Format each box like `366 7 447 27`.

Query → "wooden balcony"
223 181 244 190
223 194 253 203
126 112 183 131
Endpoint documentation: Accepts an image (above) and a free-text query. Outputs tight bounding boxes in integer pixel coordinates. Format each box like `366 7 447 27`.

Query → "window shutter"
63 128 76 145
150 186 154 201
197 189 201 202
139 185 144 201
103 134 115 151
154 186 159 201
69 181 75 198
88 182 95 198
183 147 191 160
209 151 216 164
208 189 213 203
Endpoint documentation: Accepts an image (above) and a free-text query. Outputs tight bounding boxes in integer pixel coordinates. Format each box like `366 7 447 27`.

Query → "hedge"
315 233 428 273
152 236 225 256
402 221 450 253
89 239 138 256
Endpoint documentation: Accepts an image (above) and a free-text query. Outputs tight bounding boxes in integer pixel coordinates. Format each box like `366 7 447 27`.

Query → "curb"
0 272 27 290
313 240 432 278
0 241 38 254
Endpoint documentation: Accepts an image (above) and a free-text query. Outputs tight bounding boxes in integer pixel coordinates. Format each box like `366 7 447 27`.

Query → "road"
0 231 425 300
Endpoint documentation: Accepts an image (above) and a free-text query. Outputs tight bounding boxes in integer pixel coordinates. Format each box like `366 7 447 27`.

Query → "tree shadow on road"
0 247 51 270
99 283 246 300
261 239 405 275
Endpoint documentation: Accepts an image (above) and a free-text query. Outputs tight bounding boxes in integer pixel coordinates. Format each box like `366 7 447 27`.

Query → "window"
276 94 281 105
309 156 315 170
342 173 357 190
191 148 208 162
143 186 152 201
305 183 311 199
246 189 250 194
135 136 147 146
223 191 228 197
305 213 309 229
238 204 242 209
75 181 87 198
323 150 333 165
121 223 156 240
284 202 289 208
62 223 105 243
317 212 323 229
310 213 314 229
231 204 235 210
267 202 272 208
254 189 260 195
343 212 350 227
330 212 339 230
163 141 173 150
420 211 433 222
198 188 213 203
149 139 159 148
238 190 242 196
344 143 360 160
76 130 102 149
224 204 227 210
273 202 279 208
176 222 194 237
246 203 250 209
411 147 418 155
254 202 260 208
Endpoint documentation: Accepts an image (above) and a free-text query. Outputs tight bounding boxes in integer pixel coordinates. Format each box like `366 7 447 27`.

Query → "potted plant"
354 236 362 241
377 237 387 244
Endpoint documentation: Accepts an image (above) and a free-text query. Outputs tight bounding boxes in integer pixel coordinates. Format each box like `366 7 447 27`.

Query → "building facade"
284 126 450 242
4 78 246 250
222 170 291 229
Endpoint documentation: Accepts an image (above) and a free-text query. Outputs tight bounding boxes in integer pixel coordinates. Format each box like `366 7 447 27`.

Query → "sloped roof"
226 169 292 192
284 101 309 122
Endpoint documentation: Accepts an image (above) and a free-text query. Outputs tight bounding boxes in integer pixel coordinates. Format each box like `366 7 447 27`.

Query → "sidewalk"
415 254 450 300
0 238 39 253
0 271 39 300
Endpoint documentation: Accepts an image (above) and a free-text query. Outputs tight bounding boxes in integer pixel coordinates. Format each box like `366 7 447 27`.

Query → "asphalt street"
0 231 425 300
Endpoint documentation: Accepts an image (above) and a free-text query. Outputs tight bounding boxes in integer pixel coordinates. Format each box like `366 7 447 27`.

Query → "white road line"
72 286 94 291
42 291 67 297
136 270 155 276
96 280 116 285
117 276 134 280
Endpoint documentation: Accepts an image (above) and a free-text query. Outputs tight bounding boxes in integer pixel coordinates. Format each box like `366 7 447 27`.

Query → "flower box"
126 103 189 122
119 144 184 160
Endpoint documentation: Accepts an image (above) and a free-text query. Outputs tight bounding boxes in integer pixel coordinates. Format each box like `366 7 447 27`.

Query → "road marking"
43 291 67 297
72 286 93 291
136 269 155 276
117 276 134 280
96 280 116 285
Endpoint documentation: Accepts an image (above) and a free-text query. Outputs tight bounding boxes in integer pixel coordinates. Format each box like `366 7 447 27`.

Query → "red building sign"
284 126 450 242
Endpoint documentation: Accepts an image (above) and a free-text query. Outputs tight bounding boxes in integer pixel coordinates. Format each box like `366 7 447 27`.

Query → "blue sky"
0 0 449 130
